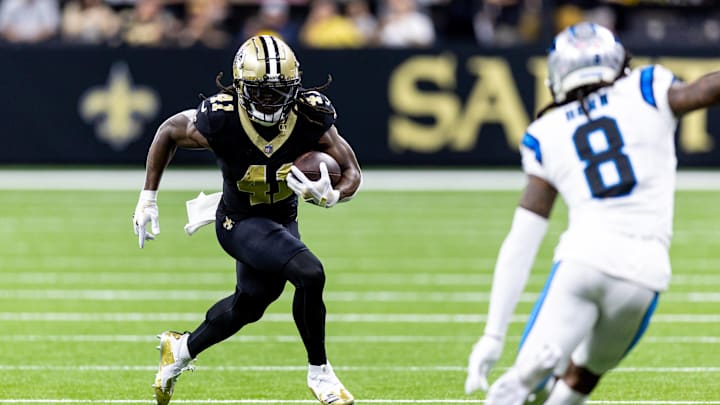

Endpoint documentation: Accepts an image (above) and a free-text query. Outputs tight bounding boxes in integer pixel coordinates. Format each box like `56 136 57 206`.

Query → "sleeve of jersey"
295 91 337 131
193 98 226 140
640 64 677 118
519 132 548 179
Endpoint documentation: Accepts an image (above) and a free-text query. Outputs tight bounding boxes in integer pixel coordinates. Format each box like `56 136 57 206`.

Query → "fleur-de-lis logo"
305 94 324 106
223 216 234 230
79 62 160 150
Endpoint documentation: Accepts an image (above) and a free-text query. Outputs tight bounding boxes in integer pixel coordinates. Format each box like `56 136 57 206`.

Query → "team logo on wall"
79 62 160 150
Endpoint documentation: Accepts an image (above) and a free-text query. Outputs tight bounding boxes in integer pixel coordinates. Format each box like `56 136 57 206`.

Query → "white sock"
178 333 192 361
544 379 588 405
309 363 331 374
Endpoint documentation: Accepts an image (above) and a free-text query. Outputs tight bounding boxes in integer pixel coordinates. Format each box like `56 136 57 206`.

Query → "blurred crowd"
0 0 718 49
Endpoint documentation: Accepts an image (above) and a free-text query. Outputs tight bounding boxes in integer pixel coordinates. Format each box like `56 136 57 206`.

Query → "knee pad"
283 250 325 289
517 343 562 389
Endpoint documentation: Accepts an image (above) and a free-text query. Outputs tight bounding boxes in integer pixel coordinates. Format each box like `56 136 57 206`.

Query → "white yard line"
1 289 719 303
6 334 720 344
1 312 719 323
2 401 719 405
4 272 720 287
2 401 720 405
1 169 719 190
0 365 718 373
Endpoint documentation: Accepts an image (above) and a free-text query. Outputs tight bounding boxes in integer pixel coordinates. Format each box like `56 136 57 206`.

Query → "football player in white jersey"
464 22 720 405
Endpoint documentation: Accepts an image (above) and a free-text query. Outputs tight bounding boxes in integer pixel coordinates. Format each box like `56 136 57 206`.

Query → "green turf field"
1 189 719 403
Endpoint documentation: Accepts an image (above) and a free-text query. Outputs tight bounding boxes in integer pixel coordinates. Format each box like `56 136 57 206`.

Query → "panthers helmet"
547 22 626 103
233 35 301 126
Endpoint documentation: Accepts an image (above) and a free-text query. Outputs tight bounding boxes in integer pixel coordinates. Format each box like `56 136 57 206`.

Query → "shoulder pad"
294 90 337 130
194 93 235 136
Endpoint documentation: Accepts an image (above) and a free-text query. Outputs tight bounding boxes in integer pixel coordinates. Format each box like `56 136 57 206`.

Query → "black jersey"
194 90 337 223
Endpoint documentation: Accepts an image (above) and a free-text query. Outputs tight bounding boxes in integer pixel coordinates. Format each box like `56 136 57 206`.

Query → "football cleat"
486 369 531 405
489 343 561 405
307 363 354 405
152 331 194 405
524 377 554 405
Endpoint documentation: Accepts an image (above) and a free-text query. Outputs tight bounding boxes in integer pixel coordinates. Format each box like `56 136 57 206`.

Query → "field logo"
79 62 160 150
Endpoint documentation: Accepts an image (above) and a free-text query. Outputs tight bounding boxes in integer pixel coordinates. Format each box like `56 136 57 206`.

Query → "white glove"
286 162 340 208
133 190 160 248
465 334 504 395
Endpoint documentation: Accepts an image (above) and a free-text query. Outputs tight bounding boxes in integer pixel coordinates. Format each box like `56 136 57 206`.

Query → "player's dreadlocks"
536 52 633 119
196 72 233 100
301 74 333 93
536 83 608 119
213 72 235 97
200 72 335 128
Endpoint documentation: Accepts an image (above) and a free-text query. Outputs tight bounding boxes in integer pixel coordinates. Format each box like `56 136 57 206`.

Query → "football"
293 151 342 186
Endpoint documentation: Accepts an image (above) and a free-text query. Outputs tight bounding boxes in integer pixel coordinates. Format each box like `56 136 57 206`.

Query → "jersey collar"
238 108 297 157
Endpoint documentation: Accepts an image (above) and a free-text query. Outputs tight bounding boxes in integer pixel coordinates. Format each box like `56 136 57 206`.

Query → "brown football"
294 151 342 186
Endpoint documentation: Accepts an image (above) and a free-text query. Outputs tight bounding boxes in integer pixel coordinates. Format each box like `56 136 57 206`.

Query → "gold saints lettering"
389 54 718 155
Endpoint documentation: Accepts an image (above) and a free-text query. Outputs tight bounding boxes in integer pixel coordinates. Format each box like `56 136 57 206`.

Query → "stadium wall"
3 45 719 167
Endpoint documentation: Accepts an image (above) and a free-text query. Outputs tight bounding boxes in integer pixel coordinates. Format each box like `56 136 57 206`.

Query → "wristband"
140 190 158 201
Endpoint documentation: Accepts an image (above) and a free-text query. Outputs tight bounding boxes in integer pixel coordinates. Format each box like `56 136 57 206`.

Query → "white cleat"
486 369 531 405
524 377 555 405
152 331 194 405
307 363 354 405
488 344 561 405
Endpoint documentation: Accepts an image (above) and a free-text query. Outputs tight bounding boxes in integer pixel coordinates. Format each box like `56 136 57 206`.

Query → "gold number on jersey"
274 163 293 202
236 163 293 205
209 93 234 112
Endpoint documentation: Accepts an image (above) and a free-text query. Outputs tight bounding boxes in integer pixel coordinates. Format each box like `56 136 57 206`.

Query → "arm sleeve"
484 207 549 338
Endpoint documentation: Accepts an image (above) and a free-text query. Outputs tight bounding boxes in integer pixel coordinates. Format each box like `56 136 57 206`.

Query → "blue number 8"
572 117 637 198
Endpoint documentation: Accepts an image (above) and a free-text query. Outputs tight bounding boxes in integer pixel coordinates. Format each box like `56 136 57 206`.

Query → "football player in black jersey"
132 35 361 405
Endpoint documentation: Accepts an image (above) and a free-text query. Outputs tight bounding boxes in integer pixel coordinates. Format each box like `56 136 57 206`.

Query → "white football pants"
517 259 659 379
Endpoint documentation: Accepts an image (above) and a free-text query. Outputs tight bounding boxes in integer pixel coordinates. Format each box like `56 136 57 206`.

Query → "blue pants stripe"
518 261 561 350
623 292 659 356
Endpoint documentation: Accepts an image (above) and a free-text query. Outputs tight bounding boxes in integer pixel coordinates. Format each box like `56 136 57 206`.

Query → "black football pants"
186 216 328 365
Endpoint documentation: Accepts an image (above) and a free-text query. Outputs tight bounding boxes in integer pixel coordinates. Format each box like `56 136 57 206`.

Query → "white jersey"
521 65 678 291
